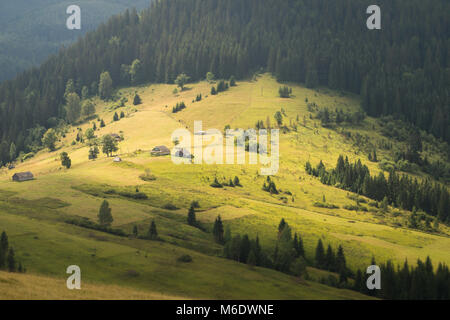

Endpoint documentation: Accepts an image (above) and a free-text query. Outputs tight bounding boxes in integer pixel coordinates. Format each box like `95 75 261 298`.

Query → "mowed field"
0 74 448 299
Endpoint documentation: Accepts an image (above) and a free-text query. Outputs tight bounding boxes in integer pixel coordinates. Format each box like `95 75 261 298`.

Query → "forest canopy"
0 0 449 164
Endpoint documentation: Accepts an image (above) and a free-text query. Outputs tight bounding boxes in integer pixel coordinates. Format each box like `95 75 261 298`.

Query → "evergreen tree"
315 239 326 269
336 245 347 282
133 225 138 237
274 111 283 127
98 200 113 227
113 112 119 121
81 86 89 100
213 215 224 244
7 248 16 272
133 93 142 105
0 231 8 269
325 245 336 272
148 220 158 240
9 142 16 162
278 218 287 236
187 205 196 226
65 93 81 123
99 71 113 100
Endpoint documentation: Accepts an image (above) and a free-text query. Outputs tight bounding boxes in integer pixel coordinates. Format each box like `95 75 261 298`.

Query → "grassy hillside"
0 74 448 299
0 270 184 300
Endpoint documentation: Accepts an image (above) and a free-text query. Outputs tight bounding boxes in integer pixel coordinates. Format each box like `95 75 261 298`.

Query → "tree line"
0 231 25 273
306 155 450 223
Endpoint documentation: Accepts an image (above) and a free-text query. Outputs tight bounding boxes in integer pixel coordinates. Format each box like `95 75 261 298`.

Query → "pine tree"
224 225 231 244
336 245 347 282
133 225 138 237
113 112 119 121
133 93 142 105
65 93 81 123
7 248 16 272
297 234 305 258
0 231 8 269
247 249 257 266
325 245 336 272
213 215 224 244
98 200 113 227
315 239 326 269
187 205 196 226
148 220 158 240
278 218 287 236
9 142 16 162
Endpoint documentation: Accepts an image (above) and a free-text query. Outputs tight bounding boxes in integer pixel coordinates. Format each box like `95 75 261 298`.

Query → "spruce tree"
336 245 347 282
325 245 336 272
213 215 224 244
187 205 196 226
0 231 8 269
98 200 113 227
148 220 158 240
133 93 142 105
7 247 16 272
278 218 287 236
315 239 326 269
297 234 305 258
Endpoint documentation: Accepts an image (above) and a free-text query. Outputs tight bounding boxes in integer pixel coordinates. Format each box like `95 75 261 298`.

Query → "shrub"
177 254 193 263
210 177 223 188
65 218 127 237
313 202 339 209
162 203 178 210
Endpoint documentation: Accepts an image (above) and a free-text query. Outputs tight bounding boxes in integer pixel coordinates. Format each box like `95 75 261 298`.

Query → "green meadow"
0 74 448 299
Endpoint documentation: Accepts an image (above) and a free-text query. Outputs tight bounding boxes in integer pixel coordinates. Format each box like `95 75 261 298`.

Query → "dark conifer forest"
0 0 449 163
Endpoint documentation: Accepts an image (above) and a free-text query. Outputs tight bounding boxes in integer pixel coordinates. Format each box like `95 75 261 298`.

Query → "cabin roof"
152 145 170 153
12 171 34 180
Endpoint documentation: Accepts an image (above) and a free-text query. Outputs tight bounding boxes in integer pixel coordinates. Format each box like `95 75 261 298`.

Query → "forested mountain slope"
0 0 449 165
0 0 151 82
